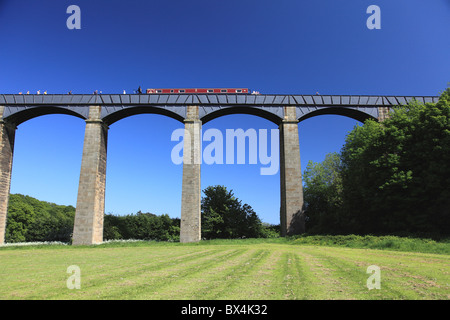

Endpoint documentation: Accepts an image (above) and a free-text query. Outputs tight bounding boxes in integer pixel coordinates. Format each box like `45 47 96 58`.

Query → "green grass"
1 236 448 300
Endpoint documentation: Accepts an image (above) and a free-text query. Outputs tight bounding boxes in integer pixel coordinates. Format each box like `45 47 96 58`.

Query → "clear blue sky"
1 0 449 225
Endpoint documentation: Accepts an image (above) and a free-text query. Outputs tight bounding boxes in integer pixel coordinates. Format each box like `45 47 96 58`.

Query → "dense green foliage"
5 194 75 243
304 88 450 238
5 194 181 243
5 187 277 243
303 152 343 234
201 185 278 239
103 212 180 241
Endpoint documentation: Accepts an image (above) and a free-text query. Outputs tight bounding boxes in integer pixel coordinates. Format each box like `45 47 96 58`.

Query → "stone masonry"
279 106 305 236
0 106 16 245
72 106 108 245
378 106 390 121
179 106 202 243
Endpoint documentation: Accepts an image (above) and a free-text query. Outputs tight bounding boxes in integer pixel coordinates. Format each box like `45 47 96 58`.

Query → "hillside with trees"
5 186 278 243
4 194 182 243
5 194 75 243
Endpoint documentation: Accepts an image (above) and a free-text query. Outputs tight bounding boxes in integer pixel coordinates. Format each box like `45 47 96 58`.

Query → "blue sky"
1 0 449 225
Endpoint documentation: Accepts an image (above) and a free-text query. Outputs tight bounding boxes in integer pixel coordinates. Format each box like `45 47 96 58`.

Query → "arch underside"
298 106 378 123
101 106 185 126
2 106 88 126
200 105 378 124
200 106 283 125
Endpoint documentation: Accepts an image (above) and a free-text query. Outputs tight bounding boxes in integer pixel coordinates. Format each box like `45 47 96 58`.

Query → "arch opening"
201 106 282 126
104 113 183 240
297 114 365 233
6 114 85 243
102 106 185 126
3 106 87 126
200 114 281 238
298 107 377 124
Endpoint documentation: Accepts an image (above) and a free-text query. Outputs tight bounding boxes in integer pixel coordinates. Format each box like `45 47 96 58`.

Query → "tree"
201 185 265 239
303 152 343 234
5 199 35 242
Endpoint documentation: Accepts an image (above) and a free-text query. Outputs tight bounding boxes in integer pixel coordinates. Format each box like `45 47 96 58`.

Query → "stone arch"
97 107 185 244
2 106 87 126
200 106 283 125
298 107 377 123
101 106 185 126
199 111 284 238
0 110 86 244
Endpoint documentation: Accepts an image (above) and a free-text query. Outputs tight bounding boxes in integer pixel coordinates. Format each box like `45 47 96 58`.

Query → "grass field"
0 237 448 300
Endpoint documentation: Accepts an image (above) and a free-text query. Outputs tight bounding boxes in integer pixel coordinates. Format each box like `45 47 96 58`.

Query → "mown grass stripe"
219 247 283 299
299 246 416 299
304 246 449 299
319 246 450 287
287 248 344 299
282 252 315 300
151 248 260 299
8 248 221 299
104 248 247 299
0 246 201 286
203 249 272 300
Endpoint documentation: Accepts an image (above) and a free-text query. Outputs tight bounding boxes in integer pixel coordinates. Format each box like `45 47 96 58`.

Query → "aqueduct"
0 93 439 245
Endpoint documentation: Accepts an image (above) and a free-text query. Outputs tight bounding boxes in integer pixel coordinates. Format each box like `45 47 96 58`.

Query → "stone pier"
279 106 305 236
0 107 16 245
72 106 108 245
378 106 390 121
179 106 202 243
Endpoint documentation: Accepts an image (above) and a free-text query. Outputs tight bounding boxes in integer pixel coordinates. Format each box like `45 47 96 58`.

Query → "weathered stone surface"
378 106 390 121
0 106 16 245
72 106 108 245
279 106 305 236
180 106 202 243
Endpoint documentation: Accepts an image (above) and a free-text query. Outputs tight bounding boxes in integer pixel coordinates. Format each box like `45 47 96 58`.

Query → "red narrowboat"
146 88 249 94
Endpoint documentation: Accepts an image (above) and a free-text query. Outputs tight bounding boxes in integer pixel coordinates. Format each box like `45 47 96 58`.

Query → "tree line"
4 185 278 243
